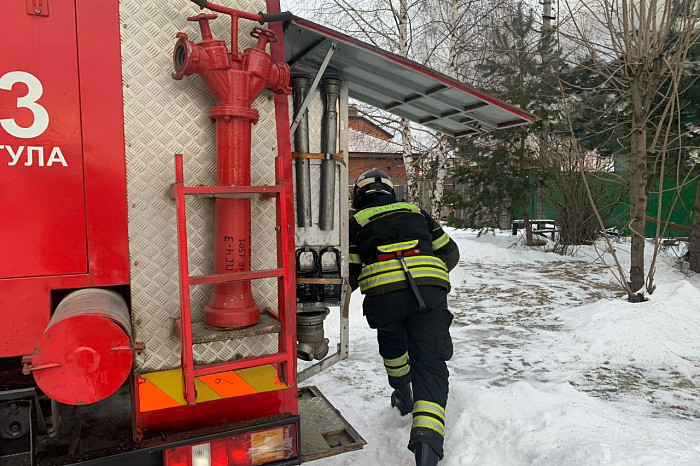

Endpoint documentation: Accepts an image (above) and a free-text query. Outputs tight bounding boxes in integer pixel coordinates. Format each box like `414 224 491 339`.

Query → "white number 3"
0 71 50 139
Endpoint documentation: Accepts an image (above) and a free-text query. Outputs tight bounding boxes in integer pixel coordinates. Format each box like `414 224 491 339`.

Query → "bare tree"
421 0 516 216
296 0 522 207
293 0 427 203
430 0 458 217
558 0 700 300
397 0 421 203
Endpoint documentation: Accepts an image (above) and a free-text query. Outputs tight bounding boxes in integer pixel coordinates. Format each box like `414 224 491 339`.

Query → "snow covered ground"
303 229 700 465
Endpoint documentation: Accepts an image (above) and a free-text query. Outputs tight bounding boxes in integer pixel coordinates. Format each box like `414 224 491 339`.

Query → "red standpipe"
173 13 290 328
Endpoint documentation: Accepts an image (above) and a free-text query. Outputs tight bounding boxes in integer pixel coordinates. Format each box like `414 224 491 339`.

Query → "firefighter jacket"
349 201 459 295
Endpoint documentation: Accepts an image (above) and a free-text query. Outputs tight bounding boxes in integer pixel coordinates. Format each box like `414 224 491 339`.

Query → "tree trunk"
401 118 419 204
398 0 418 204
430 0 459 218
520 186 533 246
519 134 533 245
689 179 700 271
628 80 648 299
431 136 450 217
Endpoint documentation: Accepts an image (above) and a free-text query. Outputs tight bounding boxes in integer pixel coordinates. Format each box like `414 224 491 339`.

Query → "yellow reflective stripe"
359 261 402 278
349 253 362 264
358 256 447 279
358 268 449 290
359 270 406 287
432 233 450 250
377 240 419 253
403 255 448 269
359 263 449 282
386 365 411 377
384 352 409 366
410 269 449 280
354 202 421 226
359 266 449 286
412 416 445 436
413 401 445 421
357 255 450 291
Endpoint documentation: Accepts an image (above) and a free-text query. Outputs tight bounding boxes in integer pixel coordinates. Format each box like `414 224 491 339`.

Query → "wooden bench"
512 219 558 240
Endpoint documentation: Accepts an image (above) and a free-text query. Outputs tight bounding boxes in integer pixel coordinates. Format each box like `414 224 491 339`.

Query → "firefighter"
349 169 459 466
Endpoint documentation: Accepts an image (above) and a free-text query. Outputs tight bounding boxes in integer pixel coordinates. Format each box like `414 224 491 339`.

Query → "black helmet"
352 169 395 209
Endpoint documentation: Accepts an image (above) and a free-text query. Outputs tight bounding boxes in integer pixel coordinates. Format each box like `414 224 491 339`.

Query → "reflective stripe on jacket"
349 201 455 295
358 255 449 292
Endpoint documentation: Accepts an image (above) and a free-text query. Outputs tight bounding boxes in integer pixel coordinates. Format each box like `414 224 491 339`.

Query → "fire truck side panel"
76 0 130 284
120 0 281 373
0 1 130 358
0 1 87 278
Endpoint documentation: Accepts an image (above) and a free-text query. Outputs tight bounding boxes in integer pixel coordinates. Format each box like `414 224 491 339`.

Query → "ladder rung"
170 184 283 200
188 268 285 286
182 185 282 195
193 353 289 377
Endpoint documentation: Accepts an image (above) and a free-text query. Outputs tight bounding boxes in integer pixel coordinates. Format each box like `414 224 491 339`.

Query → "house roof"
348 127 402 154
349 152 404 159
348 107 393 140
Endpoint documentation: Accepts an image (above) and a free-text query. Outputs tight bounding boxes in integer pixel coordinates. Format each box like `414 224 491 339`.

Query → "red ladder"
171 148 296 404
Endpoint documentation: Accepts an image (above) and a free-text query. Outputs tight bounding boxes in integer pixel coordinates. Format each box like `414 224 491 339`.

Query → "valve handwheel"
251 26 277 42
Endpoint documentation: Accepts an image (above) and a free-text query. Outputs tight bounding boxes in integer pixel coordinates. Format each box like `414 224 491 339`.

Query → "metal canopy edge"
284 16 538 138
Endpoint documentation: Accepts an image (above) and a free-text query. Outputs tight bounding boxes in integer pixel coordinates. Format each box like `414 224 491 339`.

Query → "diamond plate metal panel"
121 0 280 372
193 334 278 365
299 386 366 462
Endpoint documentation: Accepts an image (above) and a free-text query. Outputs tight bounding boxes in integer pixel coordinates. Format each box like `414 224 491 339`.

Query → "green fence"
514 174 697 238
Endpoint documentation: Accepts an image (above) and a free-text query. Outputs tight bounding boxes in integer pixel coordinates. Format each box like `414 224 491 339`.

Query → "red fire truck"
0 1 535 465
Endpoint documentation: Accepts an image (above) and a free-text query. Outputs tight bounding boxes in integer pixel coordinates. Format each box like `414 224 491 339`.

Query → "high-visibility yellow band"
354 202 421 226
413 400 445 421
359 255 448 278
386 365 411 377
360 261 402 276
357 254 449 292
377 240 419 253
383 352 409 366
432 233 450 250
359 267 450 291
412 416 445 436
349 253 362 264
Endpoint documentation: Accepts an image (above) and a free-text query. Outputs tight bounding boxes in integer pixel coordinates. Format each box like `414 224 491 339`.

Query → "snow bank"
447 228 561 264
552 280 700 377
448 381 700 466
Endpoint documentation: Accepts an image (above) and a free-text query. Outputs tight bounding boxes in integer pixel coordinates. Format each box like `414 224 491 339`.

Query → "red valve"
187 14 218 41
172 8 291 328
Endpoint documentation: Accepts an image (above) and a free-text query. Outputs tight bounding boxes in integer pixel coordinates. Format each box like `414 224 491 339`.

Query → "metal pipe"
289 42 337 135
173 15 291 328
291 76 312 227
319 78 342 231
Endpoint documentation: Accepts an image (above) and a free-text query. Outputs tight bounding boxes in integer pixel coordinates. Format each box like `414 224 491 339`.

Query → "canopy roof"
284 16 538 138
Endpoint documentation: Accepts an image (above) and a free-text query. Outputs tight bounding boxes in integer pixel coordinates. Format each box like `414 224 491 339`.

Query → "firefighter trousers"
363 285 453 459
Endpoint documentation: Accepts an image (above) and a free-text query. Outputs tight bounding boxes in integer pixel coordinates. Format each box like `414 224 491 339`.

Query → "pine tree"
448 3 560 244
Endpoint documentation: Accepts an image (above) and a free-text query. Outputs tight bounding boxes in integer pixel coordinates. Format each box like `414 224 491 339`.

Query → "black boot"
390 384 413 416
414 442 440 466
